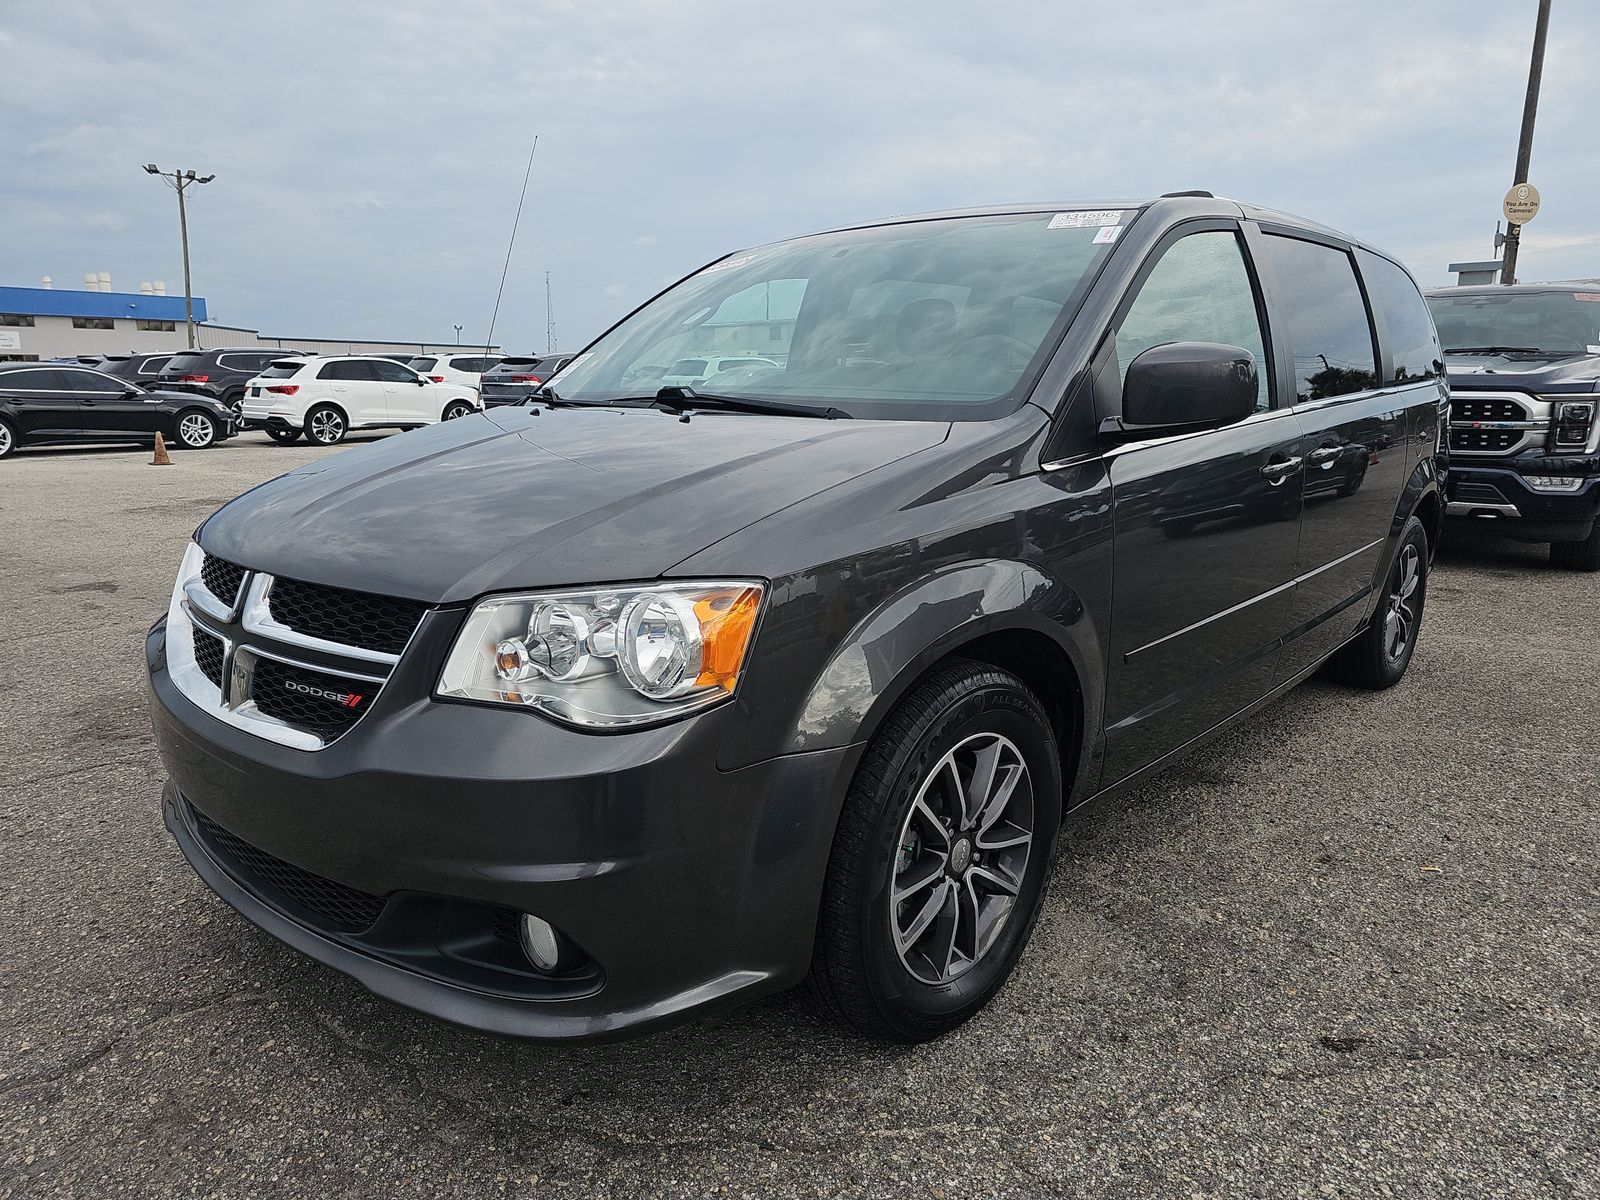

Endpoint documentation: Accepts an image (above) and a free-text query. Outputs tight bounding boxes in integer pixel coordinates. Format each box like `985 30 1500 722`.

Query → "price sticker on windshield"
1574 293 1600 302
703 254 755 274
1048 210 1126 230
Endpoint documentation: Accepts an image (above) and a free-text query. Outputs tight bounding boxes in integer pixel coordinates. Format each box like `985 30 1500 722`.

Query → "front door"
370 358 430 423
62 368 162 438
1100 225 1304 784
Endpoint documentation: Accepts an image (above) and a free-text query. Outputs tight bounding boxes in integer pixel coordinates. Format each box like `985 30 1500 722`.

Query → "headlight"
436 580 764 728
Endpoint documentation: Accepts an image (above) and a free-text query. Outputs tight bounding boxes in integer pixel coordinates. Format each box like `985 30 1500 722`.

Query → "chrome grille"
267 577 426 656
171 554 428 750
1450 427 1523 453
192 629 226 689
200 554 246 608
1450 396 1526 424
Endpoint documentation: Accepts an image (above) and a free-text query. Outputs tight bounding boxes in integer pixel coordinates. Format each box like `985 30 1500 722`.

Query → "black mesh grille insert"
1451 427 1523 453
1451 396 1529 424
189 804 386 933
249 656 377 741
200 554 246 608
193 629 226 689
267 577 426 655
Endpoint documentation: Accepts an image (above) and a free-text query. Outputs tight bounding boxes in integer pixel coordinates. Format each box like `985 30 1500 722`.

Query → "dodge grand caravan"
147 195 1446 1042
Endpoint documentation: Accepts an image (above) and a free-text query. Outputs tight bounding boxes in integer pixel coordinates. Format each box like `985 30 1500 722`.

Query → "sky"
3 1 1597 354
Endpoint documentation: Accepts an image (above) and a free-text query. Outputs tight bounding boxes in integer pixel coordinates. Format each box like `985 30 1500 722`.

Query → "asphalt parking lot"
2 434 1597 1198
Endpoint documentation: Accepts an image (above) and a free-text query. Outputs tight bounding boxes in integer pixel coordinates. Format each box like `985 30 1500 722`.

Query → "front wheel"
305 404 347 446
1324 515 1429 689
806 660 1063 1042
174 410 218 449
441 400 474 422
0 418 15 459
1550 523 1600 572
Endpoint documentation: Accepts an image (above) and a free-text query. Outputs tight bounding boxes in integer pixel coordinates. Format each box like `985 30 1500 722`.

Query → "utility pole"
453 323 462 346
143 164 215 347
1500 0 1551 285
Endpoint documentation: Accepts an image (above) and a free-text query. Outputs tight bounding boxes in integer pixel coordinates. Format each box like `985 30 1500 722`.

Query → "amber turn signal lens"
693 587 762 691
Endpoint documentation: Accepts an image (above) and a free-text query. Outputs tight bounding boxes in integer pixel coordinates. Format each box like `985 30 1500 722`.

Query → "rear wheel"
806 660 1063 1042
1550 523 1600 572
1324 515 1428 689
175 410 218 449
441 400 474 422
305 404 347 446
0 418 15 459
265 426 301 445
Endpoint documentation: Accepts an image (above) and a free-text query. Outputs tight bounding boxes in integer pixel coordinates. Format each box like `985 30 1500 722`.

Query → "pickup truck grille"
1450 427 1523 453
1451 396 1527 424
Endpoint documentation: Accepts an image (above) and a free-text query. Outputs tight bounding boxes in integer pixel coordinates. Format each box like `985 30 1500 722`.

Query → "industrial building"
0 278 494 362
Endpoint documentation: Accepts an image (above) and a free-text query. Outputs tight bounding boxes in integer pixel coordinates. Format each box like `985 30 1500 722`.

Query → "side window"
1357 250 1443 384
1115 230 1270 411
318 360 368 381
0 369 56 389
1260 235 1379 402
139 356 172 376
370 359 418 382
61 370 124 395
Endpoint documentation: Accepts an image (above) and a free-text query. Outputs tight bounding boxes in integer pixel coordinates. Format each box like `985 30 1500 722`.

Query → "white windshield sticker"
1092 225 1124 245
1048 210 1126 230
703 254 755 274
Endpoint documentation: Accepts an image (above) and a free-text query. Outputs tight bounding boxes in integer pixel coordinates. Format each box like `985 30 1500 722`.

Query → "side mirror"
1119 341 1258 433
415 376 429 385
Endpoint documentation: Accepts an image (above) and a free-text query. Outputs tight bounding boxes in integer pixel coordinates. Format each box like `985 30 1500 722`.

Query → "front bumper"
146 618 856 1040
1445 462 1600 542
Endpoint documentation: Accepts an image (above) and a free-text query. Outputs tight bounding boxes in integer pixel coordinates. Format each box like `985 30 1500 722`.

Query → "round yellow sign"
1503 183 1540 225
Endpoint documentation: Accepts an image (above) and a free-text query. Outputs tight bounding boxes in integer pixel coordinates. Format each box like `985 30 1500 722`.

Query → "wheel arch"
777 559 1104 807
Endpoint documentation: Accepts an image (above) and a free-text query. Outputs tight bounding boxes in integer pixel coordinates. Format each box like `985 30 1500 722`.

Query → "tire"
1324 515 1429 689
265 426 301 445
173 410 218 449
806 660 1063 1042
441 400 474 422
0 418 15 460
225 390 245 416
1550 523 1600 572
305 404 347 446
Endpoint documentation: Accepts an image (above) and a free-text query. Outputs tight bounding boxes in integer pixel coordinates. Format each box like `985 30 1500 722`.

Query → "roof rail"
1160 190 1214 199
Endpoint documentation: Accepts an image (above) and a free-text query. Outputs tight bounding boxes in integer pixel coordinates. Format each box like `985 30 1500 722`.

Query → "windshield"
1427 290 1600 355
552 211 1131 420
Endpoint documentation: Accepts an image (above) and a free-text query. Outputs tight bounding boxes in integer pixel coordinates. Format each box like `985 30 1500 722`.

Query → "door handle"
1259 456 1302 484
1307 445 1342 467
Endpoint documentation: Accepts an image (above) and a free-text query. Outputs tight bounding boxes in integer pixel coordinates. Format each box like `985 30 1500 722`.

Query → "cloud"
0 0 1596 348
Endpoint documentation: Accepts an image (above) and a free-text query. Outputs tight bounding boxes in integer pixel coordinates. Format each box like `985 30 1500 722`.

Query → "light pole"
1500 0 1551 285
453 324 462 346
143 164 215 347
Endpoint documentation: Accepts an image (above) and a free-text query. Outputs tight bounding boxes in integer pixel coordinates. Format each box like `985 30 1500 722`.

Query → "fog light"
518 914 563 972
1524 476 1584 492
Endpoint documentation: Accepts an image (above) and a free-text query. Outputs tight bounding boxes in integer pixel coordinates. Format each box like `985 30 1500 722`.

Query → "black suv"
1424 285 1600 570
157 347 285 414
96 351 179 389
147 196 1445 1042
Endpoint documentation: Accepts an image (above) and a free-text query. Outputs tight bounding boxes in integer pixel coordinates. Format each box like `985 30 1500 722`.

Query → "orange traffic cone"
152 431 172 466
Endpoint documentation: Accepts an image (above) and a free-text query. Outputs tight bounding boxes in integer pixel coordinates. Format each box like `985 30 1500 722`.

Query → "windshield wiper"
1444 345 1551 355
649 385 849 419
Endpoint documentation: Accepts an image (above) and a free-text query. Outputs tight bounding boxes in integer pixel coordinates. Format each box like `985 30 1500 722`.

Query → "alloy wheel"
178 413 214 448
890 732 1034 985
1384 544 1420 663
310 410 344 444
442 402 471 421
0 422 12 457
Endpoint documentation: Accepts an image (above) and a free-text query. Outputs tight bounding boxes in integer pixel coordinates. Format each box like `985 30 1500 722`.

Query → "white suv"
406 352 502 395
240 356 481 446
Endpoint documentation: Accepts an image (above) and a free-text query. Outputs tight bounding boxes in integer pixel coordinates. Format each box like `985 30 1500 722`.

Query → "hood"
197 405 948 603
1444 350 1600 392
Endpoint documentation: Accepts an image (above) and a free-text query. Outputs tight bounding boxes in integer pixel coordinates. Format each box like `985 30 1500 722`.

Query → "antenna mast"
483 134 538 356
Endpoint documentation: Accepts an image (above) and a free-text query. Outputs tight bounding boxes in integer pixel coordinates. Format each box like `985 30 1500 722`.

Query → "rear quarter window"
1358 251 1443 384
